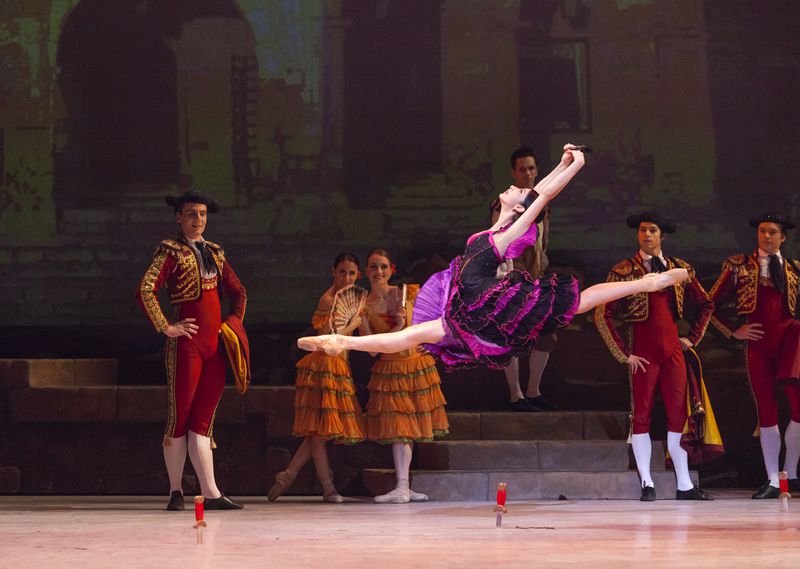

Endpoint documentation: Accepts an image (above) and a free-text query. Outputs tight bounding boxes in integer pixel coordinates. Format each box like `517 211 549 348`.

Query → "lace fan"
330 284 368 334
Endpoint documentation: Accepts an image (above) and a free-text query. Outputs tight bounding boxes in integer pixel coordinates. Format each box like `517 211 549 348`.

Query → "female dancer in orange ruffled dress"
360 249 449 503
268 253 366 503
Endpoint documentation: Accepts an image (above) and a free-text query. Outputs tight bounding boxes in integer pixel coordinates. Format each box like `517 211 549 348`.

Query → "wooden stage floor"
1 491 797 568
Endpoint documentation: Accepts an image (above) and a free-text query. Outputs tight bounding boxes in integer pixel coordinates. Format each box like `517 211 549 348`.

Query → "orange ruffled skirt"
366 353 449 443
292 351 365 443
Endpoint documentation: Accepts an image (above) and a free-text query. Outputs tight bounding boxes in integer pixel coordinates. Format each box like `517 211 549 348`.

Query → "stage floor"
1 491 797 568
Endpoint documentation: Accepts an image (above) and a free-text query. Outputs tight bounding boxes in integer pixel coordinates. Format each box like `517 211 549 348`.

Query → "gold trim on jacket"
709 251 800 337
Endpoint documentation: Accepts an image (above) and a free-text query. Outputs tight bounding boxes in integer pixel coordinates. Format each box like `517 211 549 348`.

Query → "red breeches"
747 283 800 428
630 346 688 434
165 289 226 438
630 291 688 435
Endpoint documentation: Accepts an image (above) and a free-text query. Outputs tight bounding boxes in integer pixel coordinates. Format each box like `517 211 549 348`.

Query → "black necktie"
195 241 216 274
769 255 785 293
650 256 666 273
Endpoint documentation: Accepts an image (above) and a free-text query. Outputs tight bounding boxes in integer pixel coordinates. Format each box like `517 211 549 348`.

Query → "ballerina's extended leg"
575 268 688 314
298 318 446 356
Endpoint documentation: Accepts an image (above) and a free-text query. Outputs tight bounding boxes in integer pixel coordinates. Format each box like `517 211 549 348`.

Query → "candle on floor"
494 482 508 527
779 471 791 513
193 496 208 543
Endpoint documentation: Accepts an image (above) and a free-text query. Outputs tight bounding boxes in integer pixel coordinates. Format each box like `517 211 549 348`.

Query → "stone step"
444 411 629 441
0 359 118 389
362 468 698 501
416 440 667 471
5 385 296 433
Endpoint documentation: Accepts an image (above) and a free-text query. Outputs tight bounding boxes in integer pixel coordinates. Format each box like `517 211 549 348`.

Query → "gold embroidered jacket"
136 237 247 332
708 251 800 338
594 253 714 363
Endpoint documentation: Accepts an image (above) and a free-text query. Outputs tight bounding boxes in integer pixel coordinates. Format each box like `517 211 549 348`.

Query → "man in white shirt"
709 212 800 498
596 211 715 501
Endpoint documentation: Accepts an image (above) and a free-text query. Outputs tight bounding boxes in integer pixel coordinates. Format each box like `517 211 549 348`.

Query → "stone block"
244 386 295 415
0 359 118 388
480 412 584 440
73 359 118 386
416 441 541 470
410 471 490 501
61 209 117 224
361 468 489 501
215 387 246 424
583 411 629 440
16 250 44 264
262 388 297 440
0 466 22 493
116 386 165 423
45 249 94 263
25 288 89 303
487 470 697 501
537 441 631 471
0 360 31 390
25 359 75 387
9 387 117 423
442 412 481 440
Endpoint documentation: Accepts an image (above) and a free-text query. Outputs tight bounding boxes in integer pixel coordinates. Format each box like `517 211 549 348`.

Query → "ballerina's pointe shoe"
267 470 295 502
374 486 411 504
641 268 689 292
297 336 322 351
409 489 429 502
297 335 346 356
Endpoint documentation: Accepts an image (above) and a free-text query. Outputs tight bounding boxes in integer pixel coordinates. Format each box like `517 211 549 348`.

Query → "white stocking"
393 442 413 486
504 358 524 402
667 431 694 491
187 431 222 499
760 425 781 487
525 351 550 398
631 433 653 487
163 436 187 494
783 421 800 480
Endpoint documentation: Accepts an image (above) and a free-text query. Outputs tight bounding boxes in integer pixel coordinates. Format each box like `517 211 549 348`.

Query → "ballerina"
298 145 689 369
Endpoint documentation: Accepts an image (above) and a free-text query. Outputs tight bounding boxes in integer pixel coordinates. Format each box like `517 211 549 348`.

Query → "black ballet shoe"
166 491 184 511
509 398 543 412
751 483 780 499
528 395 559 411
640 485 656 502
204 495 244 510
676 486 714 501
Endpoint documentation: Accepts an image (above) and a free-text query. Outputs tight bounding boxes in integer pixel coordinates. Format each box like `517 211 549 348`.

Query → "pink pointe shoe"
297 334 347 356
641 268 689 292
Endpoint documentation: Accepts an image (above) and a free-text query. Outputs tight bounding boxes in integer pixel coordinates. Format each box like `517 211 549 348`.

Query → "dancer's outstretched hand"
561 144 585 167
626 354 650 374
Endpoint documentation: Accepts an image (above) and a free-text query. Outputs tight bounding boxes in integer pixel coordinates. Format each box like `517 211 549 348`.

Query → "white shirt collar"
757 249 782 278
758 248 782 260
639 249 667 265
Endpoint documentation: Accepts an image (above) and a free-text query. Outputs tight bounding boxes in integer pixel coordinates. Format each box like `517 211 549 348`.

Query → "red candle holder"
494 482 508 514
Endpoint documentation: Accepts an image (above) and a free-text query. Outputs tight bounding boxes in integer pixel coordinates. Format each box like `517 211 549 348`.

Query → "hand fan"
330 284 368 333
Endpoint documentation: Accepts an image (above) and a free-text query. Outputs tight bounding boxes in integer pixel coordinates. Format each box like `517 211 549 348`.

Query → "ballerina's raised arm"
492 145 585 259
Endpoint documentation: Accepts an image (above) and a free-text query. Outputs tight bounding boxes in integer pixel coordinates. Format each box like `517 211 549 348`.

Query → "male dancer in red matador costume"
708 212 800 499
595 211 715 501
137 190 250 511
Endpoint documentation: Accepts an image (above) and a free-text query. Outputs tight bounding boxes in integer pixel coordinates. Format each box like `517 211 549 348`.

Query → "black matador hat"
626 210 676 234
165 190 220 214
749 212 796 230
